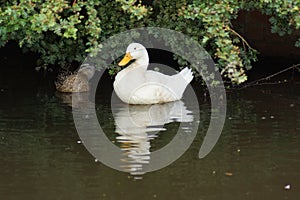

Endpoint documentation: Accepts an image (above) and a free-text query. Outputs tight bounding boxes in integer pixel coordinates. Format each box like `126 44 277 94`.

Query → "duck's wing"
56 75 76 92
56 74 89 93
145 68 193 100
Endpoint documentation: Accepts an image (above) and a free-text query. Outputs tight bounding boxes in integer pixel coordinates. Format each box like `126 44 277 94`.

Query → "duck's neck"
131 50 149 70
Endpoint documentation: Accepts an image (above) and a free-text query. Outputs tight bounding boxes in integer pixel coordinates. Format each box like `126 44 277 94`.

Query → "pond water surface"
0 68 299 200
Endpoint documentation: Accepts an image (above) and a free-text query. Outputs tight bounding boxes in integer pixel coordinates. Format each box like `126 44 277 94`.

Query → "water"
0 68 299 199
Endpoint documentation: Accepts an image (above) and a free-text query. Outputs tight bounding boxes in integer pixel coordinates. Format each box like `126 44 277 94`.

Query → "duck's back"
56 74 89 93
145 67 193 99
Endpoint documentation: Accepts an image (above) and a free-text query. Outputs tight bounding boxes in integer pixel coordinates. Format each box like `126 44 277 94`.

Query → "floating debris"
77 140 82 144
228 117 232 120
237 149 241 153
64 147 71 151
212 170 216 174
270 115 275 119
290 104 295 108
261 116 266 120
95 158 99 163
284 184 291 190
225 172 233 176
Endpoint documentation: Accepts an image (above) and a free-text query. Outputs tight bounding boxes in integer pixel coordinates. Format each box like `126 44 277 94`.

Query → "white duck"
113 43 193 104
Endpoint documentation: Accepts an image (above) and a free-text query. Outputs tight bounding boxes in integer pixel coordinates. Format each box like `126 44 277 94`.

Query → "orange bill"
118 52 133 66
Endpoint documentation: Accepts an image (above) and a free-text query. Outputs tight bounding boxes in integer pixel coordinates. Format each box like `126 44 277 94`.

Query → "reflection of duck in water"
114 100 193 178
55 64 95 93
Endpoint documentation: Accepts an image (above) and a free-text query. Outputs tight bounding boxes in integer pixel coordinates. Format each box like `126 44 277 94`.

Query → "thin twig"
240 63 300 89
72 0 77 6
226 26 254 50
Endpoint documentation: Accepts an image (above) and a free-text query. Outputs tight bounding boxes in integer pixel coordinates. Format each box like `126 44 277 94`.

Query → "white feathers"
114 43 194 104
179 67 194 84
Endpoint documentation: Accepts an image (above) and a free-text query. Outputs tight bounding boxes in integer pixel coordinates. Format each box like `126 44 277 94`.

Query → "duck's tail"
179 67 194 84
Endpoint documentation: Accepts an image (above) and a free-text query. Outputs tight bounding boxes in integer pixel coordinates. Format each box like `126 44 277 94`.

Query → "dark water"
0 68 299 200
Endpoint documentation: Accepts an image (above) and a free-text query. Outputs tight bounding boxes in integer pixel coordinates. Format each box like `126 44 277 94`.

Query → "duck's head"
118 43 149 67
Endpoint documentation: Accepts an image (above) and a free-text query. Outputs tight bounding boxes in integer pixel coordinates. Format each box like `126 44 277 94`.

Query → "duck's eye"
134 47 137 50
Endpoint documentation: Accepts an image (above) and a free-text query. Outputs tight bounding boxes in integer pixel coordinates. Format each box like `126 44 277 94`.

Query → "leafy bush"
0 0 299 84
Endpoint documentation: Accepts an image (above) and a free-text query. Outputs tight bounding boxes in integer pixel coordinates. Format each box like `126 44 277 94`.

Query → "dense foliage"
1 0 300 84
